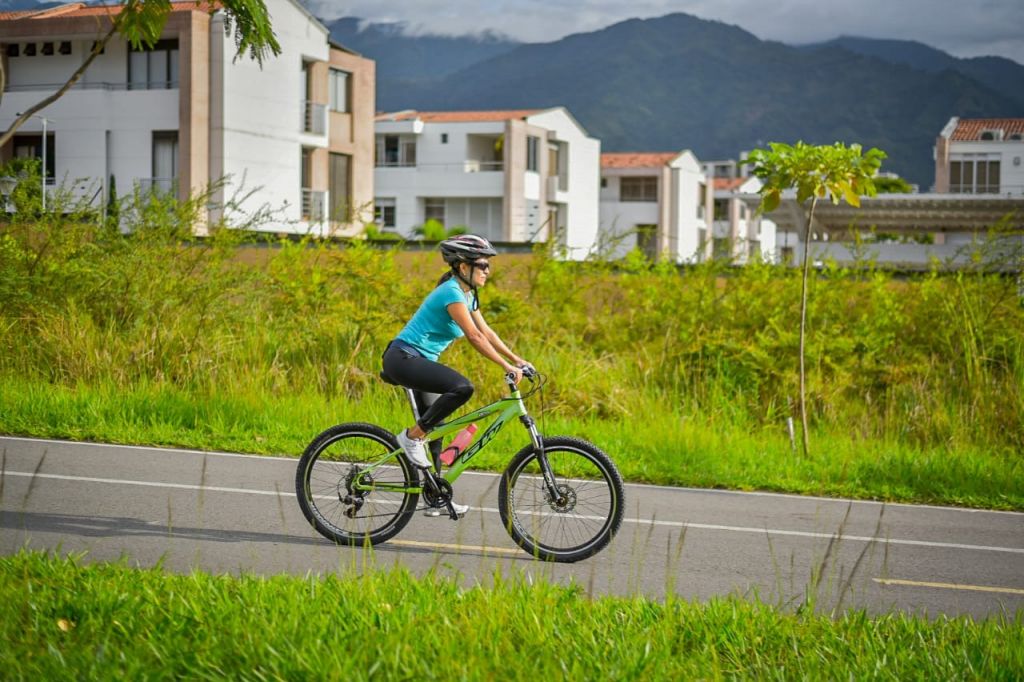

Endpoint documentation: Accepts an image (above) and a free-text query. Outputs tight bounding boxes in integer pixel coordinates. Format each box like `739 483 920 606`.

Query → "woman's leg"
382 345 474 434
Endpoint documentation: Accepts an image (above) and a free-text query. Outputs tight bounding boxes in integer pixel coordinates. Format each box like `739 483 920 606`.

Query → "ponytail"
436 270 455 287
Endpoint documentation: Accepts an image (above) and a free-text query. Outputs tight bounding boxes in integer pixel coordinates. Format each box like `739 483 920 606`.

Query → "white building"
0 0 376 235
712 176 775 263
598 151 711 263
934 117 1024 196
373 108 601 259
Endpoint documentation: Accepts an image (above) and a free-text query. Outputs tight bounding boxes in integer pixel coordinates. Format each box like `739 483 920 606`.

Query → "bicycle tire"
296 422 419 546
498 436 625 562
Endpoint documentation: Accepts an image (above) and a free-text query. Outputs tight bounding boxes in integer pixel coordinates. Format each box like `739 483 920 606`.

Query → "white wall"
948 139 1024 195
598 172 659 259
527 108 601 260
212 0 331 233
2 72 179 205
374 120 507 236
668 153 705 263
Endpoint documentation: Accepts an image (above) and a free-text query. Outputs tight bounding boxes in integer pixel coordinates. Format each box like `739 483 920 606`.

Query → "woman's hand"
504 365 524 385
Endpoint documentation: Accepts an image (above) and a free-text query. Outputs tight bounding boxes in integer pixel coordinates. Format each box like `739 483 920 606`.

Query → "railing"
302 101 326 135
463 160 504 173
136 177 177 196
4 81 177 92
374 161 504 171
302 188 326 221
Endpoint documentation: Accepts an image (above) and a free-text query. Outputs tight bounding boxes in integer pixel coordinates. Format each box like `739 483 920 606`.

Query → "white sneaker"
396 429 431 469
424 501 470 518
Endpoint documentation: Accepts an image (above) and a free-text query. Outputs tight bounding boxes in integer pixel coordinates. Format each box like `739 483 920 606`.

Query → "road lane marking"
390 539 521 556
5 435 1022 517
873 578 1024 596
5 470 1024 556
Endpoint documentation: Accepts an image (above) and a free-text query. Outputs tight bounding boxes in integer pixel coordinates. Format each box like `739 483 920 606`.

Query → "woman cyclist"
381 234 532 516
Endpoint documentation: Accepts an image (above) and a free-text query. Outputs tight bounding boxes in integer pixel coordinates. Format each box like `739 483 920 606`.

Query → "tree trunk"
798 196 818 457
0 22 118 150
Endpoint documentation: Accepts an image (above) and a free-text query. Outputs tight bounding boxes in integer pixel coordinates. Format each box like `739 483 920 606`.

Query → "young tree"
0 0 281 148
747 141 886 456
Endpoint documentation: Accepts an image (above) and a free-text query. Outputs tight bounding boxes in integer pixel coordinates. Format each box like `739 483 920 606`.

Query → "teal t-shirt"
396 278 478 361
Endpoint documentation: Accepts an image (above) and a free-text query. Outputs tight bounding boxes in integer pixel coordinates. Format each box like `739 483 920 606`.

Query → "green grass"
1 550 1021 680
2 375 1022 510
1 214 1022 511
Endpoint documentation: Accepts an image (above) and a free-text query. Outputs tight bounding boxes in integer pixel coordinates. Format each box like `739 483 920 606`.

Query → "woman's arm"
470 308 523 365
448 302 522 381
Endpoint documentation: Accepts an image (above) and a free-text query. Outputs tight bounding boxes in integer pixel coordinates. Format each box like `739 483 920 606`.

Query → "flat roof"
742 193 1024 233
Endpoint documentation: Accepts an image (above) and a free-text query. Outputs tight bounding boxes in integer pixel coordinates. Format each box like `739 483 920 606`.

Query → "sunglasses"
471 261 491 272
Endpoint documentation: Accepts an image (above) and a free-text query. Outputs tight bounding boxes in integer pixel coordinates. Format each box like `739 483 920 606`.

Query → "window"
697 183 707 219
329 69 349 113
376 135 416 167
13 133 55 182
713 199 729 221
979 130 1003 141
41 42 54 56
620 176 657 202
129 39 179 90
59 41 71 55
600 177 607 188
637 224 657 261
526 136 539 172
152 131 178 194
5 44 17 57
424 198 445 224
374 198 396 229
1009 133 1023 141
23 43 36 57
441 133 448 144
950 158 1000 193
329 153 351 222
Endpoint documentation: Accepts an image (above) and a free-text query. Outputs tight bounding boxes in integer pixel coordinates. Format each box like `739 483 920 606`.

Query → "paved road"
1 436 1022 619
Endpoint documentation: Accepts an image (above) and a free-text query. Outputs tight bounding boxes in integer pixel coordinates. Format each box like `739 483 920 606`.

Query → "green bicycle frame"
352 384 537 495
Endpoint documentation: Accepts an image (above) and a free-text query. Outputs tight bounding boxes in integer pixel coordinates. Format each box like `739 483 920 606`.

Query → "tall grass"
1 550 1020 680
1 179 1022 507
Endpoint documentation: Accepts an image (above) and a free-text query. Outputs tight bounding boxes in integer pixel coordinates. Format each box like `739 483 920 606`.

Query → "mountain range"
330 14 1024 186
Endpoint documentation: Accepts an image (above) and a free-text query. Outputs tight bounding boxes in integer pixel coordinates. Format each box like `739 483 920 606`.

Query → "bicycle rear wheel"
296 423 419 546
498 436 624 562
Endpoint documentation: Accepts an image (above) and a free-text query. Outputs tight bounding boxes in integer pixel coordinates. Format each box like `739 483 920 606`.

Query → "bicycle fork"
521 415 561 503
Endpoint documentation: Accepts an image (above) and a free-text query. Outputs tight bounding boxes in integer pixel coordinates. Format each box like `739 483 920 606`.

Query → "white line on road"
5 470 1024 556
874 578 1024 596
4 435 1021 517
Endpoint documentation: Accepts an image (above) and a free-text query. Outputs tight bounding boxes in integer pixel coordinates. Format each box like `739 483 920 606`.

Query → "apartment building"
373 108 600 259
712 176 775 263
598 151 711 262
0 0 375 235
934 117 1024 196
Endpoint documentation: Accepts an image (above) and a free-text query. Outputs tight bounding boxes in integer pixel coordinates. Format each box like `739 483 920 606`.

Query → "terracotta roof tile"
713 178 747 190
1 1 206 21
951 118 1024 141
600 152 679 169
376 109 544 123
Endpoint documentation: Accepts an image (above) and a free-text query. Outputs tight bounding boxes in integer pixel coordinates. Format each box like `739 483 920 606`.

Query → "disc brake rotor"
548 483 577 513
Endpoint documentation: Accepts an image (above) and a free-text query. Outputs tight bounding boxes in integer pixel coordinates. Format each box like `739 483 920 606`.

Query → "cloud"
307 0 1024 63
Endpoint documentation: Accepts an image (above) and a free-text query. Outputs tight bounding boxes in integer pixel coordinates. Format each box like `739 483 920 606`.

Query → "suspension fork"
521 415 560 501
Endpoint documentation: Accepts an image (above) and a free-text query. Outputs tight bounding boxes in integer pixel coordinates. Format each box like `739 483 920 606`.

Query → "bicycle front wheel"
498 436 625 562
296 423 419 546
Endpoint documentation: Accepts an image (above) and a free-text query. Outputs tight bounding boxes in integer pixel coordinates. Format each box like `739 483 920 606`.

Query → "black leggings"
381 342 475 434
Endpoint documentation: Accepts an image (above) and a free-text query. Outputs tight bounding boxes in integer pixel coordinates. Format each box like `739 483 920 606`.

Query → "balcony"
302 188 326 222
136 177 178 197
301 101 326 135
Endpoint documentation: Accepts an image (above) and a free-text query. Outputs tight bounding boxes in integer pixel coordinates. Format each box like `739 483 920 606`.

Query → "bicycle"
295 368 625 562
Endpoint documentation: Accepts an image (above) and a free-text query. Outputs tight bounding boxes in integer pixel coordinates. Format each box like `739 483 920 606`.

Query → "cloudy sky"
307 0 1024 64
